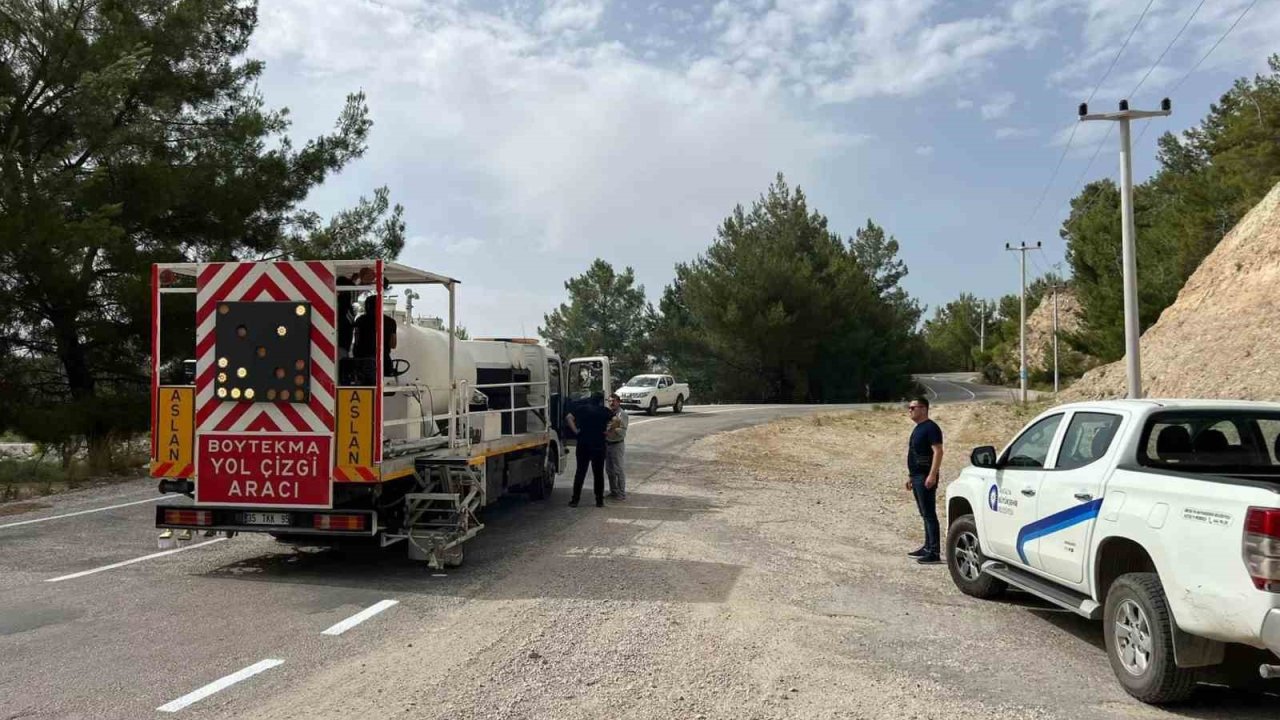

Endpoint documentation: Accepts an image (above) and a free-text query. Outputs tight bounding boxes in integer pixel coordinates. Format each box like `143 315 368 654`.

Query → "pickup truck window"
1056 412 1122 470
626 376 659 387
1139 410 1280 474
1001 414 1063 468
1262 420 1280 463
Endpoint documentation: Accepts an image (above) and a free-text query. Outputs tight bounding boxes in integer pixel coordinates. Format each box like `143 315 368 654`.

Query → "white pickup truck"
617 374 689 415
945 399 1280 704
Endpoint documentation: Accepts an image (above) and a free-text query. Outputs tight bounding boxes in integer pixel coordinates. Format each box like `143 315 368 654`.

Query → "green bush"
0 459 74 500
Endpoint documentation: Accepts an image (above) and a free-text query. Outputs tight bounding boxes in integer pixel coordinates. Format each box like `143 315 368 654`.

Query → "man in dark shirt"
566 392 610 508
352 294 397 380
906 396 944 564
336 276 356 359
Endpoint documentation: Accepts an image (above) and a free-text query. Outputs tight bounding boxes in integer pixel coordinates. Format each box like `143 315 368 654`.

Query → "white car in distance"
617 374 689 415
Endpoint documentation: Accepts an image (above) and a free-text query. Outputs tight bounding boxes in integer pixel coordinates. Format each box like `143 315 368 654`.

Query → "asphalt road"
3 395 1270 719
0 404 868 720
914 372 1039 403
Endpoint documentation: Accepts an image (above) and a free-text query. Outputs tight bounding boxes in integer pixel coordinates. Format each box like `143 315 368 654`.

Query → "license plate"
242 512 290 526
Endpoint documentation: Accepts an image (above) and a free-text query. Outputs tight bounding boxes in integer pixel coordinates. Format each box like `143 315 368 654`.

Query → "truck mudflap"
155 505 375 540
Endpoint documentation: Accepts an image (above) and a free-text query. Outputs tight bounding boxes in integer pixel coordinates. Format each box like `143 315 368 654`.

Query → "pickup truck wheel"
673 395 684 414
647 398 658 415
1104 573 1196 704
945 514 1006 599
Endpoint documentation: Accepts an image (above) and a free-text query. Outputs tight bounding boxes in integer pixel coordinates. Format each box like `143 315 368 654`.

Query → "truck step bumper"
156 505 377 536
982 561 1102 619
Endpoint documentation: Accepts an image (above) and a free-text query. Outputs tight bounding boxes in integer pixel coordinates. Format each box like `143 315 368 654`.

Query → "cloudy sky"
248 0 1276 337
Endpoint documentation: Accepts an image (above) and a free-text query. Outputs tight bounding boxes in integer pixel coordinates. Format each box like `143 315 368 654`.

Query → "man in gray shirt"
606 393 629 500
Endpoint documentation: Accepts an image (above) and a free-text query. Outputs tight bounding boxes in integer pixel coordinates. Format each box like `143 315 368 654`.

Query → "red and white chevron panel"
195 261 337 435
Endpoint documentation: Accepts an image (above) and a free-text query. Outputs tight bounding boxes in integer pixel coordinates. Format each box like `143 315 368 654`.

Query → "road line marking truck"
149 259 611 567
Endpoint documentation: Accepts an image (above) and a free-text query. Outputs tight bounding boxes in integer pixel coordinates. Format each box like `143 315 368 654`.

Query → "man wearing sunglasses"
906 397 944 564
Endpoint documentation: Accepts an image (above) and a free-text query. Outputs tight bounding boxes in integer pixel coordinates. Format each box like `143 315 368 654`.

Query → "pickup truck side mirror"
971 445 998 469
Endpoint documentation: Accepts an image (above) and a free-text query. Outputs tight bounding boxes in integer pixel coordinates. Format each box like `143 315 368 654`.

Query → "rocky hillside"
1065 180 1280 400
1024 286 1086 373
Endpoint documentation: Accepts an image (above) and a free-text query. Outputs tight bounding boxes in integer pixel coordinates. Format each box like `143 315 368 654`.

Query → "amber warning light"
214 302 312 403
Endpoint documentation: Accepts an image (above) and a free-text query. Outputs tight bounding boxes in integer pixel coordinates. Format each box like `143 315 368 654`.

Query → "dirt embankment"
1066 180 1280 401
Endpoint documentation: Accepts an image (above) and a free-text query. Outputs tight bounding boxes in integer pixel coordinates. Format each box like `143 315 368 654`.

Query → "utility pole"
1006 242 1040 404
1080 98 1171 399
979 300 986 353
1051 281 1060 395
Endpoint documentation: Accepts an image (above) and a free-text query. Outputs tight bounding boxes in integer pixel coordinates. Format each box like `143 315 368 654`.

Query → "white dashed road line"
156 659 284 713
320 599 399 636
44 538 226 583
0 495 165 531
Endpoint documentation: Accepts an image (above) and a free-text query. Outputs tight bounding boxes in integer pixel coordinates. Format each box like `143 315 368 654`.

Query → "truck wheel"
1103 573 1196 704
673 395 684 413
529 445 556 501
647 398 658 415
945 514 1006 599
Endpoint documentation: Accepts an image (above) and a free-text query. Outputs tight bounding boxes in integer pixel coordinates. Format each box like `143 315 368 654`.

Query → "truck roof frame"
154 259 459 287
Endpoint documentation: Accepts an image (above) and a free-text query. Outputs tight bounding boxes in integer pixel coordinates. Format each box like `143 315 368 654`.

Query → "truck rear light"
313 514 366 531
1244 507 1280 592
163 509 213 526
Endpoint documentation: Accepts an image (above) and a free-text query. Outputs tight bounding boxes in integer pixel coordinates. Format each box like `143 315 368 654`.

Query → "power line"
1024 0 1158 228
1128 0 1207 99
1135 0 1259 148
1088 0 1159 105
1062 0 1240 223
1170 0 1258 95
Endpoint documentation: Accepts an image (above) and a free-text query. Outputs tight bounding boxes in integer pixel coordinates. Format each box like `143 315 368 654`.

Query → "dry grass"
695 401 1050 544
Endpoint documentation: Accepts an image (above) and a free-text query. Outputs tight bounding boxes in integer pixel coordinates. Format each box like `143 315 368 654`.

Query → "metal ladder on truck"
391 458 486 569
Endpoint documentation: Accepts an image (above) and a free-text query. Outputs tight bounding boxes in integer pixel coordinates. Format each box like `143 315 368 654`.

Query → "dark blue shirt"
571 402 611 449
908 419 943 475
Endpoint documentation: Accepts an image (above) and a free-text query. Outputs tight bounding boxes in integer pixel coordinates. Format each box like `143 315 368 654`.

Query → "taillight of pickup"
1245 506 1280 592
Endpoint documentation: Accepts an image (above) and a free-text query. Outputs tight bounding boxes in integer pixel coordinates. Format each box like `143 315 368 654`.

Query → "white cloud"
980 91 1015 120
405 235 485 256
702 0 1036 104
241 0 1280 334
539 0 607 34
1042 0 1280 103
247 0 862 336
994 126 1038 139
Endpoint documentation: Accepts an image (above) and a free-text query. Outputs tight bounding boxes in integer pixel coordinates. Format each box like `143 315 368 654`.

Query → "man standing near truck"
906 397 944 564
567 392 610 508
606 393 629 500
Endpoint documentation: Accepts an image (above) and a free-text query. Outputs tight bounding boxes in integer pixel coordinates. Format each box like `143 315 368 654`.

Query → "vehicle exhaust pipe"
1260 664 1280 679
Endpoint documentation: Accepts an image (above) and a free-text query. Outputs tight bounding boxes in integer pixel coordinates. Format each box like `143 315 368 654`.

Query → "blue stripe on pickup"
1016 498 1104 564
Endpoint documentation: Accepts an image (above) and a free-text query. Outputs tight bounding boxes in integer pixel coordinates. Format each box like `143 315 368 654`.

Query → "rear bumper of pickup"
1264 609 1280 658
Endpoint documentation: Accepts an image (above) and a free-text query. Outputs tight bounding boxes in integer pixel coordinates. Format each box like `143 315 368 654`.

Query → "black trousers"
911 474 941 555
572 444 606 502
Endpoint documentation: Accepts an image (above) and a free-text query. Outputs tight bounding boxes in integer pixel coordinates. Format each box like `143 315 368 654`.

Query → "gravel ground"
247 403 1277 720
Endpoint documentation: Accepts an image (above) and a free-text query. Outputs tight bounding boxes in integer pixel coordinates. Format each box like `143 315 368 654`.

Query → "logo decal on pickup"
1015 498 1104 564
988 484 999 512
